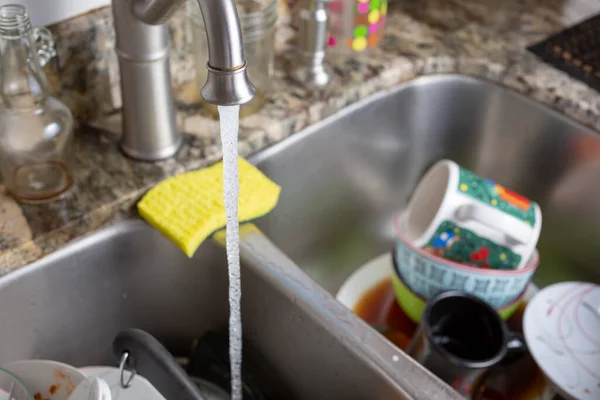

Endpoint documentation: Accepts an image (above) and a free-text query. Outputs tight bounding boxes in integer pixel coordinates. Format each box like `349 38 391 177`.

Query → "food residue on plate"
33 384 59 400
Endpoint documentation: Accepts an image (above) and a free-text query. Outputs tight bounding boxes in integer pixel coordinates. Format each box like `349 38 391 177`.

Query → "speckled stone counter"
1 0 600 274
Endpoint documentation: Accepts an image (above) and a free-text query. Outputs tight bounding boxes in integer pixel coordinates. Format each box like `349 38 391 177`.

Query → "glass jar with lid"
188 0 277 118
0 4 74 203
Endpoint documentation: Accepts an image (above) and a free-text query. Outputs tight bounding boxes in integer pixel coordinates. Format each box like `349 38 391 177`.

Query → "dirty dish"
79 367 166 400
393 212 538 322
404 159 542 270
523 282 600 400
67 377 111 400
2 360 85 400
406 291 528 397
0 367 33 400
335 253 418 351
336 253 393 310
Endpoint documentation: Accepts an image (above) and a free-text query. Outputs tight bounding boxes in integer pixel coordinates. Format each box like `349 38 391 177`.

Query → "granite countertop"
1 0 600 274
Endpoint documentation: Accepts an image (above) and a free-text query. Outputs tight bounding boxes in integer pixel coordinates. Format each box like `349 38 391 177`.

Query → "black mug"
406 291 528 397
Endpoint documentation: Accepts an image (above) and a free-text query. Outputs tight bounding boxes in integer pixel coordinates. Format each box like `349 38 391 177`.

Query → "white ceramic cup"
405 159 542 270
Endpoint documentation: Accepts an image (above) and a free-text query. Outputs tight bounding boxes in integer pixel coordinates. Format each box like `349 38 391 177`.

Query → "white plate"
336 253 393 310
67 377 111 400
79 367 166 400
2 360 86 400
523 282 600 400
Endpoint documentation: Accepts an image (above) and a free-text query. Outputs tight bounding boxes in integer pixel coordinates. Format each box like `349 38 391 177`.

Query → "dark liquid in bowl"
352 279 548 400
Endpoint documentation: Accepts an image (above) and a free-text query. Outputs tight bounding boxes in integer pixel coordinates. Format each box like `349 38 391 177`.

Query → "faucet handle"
293 0 332 87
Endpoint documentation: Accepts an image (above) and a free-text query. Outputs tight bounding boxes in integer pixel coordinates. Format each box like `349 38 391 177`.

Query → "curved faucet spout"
132 0 246 71
130 0 255 105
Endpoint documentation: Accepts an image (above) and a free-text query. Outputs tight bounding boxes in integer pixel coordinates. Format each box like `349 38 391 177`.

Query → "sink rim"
250 73 599 168
0 220 146 290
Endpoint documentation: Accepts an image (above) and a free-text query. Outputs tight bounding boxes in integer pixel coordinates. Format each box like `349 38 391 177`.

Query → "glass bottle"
0 4 74 203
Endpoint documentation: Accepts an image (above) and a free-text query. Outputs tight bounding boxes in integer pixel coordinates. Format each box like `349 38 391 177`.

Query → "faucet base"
293 0 331 88
293 63 332 87
115 32 182 161
120 136 182 161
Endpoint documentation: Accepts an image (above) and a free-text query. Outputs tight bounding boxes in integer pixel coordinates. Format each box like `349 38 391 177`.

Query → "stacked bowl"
391 160 541 322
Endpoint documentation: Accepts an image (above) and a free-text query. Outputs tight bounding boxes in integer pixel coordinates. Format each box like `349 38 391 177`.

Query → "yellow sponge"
138 157 281 257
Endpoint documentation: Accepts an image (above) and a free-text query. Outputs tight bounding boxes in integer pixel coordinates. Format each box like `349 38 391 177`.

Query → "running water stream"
217 105 243 400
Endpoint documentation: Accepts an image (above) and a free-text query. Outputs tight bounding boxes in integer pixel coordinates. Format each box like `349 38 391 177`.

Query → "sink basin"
0 221 458 399
253 74 600 294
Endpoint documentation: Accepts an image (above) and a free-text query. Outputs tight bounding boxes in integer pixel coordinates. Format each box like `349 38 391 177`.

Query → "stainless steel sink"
253 74 600 294
0 221 458 399
1 74 599 399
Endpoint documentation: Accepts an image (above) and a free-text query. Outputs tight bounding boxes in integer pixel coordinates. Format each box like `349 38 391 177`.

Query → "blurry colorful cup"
393 212 539 322
405 159 542 270
327 0 388 54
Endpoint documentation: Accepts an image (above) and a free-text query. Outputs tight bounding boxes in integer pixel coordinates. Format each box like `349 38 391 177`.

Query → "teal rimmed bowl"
393 212 539 322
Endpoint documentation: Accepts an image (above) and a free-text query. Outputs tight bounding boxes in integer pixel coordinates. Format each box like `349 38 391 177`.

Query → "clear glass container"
188 0 277 118
0 367 33 400
0 4 74 203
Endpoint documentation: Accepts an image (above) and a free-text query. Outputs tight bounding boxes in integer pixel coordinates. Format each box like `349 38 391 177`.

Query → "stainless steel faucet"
112 0 255 161
293 0 332 87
